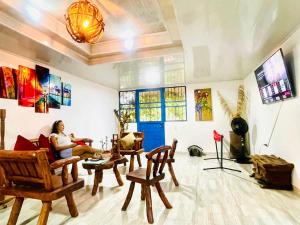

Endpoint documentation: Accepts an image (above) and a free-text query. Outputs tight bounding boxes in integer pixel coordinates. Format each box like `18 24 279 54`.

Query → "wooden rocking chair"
0 150 84 225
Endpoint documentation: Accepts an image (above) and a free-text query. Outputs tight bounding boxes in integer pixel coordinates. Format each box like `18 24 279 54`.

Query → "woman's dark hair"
51 120 62 134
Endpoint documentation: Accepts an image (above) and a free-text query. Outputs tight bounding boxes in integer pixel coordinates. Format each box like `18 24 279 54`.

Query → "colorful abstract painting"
12 69 19 94
18 66 36 107
0 67 17 99
62 83 71 106
35 65 50 113
194 88 213 121
49 74 61 109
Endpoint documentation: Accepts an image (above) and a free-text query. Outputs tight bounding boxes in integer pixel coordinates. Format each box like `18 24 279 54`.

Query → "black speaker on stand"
231 117 252 164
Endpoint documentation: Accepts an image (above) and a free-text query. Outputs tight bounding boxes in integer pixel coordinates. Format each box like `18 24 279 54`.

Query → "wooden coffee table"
82 156 128 195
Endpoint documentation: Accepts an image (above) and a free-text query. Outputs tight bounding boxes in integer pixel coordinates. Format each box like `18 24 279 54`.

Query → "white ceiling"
0 0 300 89
25 0 167 41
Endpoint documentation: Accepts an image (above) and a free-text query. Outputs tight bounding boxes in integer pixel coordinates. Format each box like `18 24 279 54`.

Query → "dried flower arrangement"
217 85 247 120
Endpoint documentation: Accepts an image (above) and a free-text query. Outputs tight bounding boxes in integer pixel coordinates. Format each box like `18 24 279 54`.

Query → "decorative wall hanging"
0 67 17 99
62 83 72 106
65 0 105 43
0 64 71 113
35 65 50 113
18 66 36 107
49 74 61 109
194 88 213 121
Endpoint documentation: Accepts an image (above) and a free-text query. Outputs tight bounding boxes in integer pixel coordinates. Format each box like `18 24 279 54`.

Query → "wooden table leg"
113 164 123 186
92 169 103 196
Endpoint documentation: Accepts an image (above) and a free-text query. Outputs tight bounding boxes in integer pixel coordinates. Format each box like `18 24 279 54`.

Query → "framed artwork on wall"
18 66 36 107
62 83 71 106
0 67 17 99
194 88 213 121
0 63 71 113
35 65 50 113
49 74 61 109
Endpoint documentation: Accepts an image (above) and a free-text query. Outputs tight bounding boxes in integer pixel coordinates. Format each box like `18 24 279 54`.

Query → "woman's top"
49 133 73 158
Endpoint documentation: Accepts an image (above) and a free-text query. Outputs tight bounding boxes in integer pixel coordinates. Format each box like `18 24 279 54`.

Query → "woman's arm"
50 136 77 151
69 133 92 142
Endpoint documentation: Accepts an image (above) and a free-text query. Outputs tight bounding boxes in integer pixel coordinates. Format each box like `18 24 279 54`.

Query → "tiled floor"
1 152 300 225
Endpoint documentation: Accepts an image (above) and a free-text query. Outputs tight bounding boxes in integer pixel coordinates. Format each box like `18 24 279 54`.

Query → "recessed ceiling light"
42 40 49 46
124 39 135 51
25 5 41 23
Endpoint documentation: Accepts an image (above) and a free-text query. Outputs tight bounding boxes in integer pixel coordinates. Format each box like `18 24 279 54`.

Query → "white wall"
244 27 300 188
128 80 243 153
165 81 243 152
0 49 119 149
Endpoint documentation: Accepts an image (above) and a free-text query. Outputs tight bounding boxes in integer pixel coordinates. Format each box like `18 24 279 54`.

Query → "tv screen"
254 49 294 104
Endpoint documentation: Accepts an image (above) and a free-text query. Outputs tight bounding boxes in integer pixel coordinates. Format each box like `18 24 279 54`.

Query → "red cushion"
38 134 56 163
14 135 39 151
72 140 87 146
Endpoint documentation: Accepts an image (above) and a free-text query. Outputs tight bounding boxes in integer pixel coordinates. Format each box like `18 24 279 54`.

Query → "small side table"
82 156 128 195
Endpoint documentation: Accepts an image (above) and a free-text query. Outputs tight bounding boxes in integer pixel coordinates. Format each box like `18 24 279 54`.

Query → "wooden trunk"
251 154 294 190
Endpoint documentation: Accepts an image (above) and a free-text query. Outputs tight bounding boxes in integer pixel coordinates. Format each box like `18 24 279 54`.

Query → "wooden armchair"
0 150 84 225
122 146 172 224
117 132 144 172
30 138 94 175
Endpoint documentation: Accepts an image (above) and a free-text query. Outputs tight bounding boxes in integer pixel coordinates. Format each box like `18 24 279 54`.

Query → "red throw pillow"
72 140 87 146
14 135 39 151
38 134 56 163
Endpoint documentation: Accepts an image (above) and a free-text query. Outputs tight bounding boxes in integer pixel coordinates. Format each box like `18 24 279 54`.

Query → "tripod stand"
203 130 241 172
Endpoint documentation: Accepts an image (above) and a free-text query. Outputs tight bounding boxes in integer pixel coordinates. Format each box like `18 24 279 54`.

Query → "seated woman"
50 120 103 159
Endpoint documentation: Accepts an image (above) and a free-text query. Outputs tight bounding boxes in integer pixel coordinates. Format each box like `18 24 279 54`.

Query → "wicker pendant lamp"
65 0 105 44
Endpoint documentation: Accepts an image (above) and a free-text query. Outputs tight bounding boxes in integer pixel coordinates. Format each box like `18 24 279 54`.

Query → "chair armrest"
38 147 49 152
49 156 80 170
85 139 93 146
146 146 172 159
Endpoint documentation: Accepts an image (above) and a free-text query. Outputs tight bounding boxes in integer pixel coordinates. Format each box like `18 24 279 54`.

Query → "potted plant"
114 109 131 135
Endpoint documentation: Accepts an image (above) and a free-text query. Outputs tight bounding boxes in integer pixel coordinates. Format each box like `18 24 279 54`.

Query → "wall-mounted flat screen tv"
254 49 295 104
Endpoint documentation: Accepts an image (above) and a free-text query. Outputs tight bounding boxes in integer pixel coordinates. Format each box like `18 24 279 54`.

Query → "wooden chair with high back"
151 139 179 186
0 150 84 225
117 132 144 172
167 139 179 186
121 146 172 224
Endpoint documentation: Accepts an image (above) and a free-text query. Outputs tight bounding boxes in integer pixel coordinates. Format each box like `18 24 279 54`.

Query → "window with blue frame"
139 90 162 122
119 86 186 122
165 86 187 121
119 91 136 122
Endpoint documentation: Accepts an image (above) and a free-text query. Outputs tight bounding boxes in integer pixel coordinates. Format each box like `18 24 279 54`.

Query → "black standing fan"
231 117 252 164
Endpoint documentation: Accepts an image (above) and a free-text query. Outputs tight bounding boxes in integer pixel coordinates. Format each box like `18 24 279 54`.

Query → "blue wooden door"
137 89 165 152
